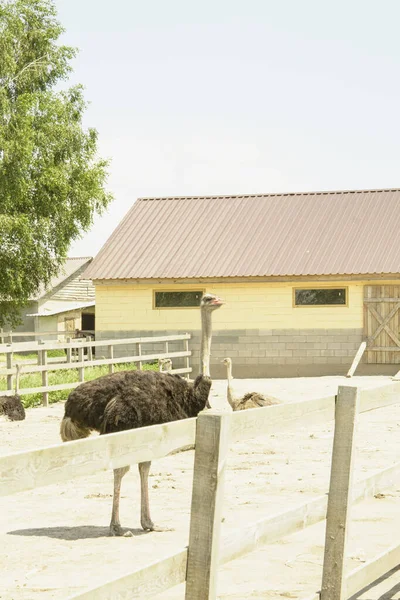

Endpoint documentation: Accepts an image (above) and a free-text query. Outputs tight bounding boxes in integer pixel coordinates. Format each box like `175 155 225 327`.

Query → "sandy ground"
0 375 399 600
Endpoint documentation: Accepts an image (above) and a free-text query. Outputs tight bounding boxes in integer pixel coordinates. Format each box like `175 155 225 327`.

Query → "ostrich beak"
210 296 224 306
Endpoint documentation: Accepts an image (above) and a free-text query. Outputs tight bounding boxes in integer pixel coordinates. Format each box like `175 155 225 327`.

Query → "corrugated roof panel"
84 190 400 280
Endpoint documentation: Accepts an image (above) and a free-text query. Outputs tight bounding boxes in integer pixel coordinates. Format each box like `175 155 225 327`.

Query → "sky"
55 0 400 258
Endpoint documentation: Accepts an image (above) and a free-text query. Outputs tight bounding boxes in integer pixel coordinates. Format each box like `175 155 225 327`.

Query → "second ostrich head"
200 293 223 377
222 357 233 379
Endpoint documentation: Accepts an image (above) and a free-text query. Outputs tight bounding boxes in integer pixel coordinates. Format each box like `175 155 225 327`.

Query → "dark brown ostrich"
60 293 223 536
0 365 25 422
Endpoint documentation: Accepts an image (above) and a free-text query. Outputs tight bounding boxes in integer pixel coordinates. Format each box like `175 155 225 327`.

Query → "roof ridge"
67 256 93 260
138 188 400 201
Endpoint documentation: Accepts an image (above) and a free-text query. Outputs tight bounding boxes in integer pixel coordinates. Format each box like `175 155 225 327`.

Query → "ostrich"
222 357 280 411
60 293 223 536
158 358 172 372
0 364 25 421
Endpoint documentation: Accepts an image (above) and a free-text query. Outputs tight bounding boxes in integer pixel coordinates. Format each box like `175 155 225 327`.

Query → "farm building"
10 257 96 341
84 188 400 377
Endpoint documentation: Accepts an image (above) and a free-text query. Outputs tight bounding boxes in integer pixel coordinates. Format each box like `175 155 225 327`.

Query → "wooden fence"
0 382 399 598
0 334 192 405
0 328 96 343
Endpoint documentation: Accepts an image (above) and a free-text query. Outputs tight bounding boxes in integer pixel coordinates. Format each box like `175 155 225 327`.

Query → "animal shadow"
7 525 148 540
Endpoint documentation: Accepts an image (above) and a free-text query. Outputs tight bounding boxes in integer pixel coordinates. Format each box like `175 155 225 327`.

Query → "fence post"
137 342 142 370
87 336 93 362
66 337 72 363
185 335 190 380
39 342 49 407
15 364 21 394
6 349 13 391
185 409 231 600
108 345 114 374
78 346 85 382
320 386 359 600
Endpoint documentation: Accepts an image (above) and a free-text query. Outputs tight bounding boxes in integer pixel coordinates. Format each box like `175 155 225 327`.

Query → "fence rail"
1 381 399 599
0 334 192 404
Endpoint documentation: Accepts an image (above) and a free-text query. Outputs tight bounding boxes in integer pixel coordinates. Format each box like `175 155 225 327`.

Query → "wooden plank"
66 336 72 363
0 417 197 496
346 341 367 377
67 548 188 600
0 351 191 375
346 542 400 598
170 367 192 375
1 330 62 337
87 336 93 362
6 351 13 391
68 459 400 600
0 365 193 397
222 458 400 565
368 303 400 347
320 386 359 600
230 395 336 443
359 381 400 411
108 345 114 374
0 381 82 396
365 286 374 364
78 346 85 382
364 297 400 302
302 543 400 600
0 333 191 354
0 383 396 494
40 347 49 407
369 346 400 351
185 410 232 600
185 337 190 380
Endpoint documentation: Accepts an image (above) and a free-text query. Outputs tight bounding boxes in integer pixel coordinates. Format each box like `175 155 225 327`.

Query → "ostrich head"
200 293 224 311
159 358 172 372
222 357 232 367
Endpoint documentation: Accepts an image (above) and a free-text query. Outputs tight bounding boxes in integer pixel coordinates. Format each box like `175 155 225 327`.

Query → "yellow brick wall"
95 279 399 332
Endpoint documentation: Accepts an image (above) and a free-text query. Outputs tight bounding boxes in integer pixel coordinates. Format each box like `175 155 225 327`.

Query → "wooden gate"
364 285 400 363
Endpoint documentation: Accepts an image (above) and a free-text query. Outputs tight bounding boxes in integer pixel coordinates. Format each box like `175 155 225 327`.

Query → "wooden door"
364 285 400 364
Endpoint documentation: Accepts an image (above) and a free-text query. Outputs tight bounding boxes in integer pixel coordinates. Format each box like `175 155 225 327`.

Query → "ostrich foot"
109 523 125 537
140 518 174 532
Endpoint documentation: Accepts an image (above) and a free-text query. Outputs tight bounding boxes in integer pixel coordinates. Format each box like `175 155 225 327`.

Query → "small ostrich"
0 364 25 421
222 357 280 411
60 293 223 536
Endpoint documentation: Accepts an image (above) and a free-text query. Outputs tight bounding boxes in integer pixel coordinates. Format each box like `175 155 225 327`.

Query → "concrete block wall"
96 327 372 377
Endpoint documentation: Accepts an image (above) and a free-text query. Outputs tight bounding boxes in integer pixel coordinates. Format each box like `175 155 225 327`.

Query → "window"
294 288 347 306
154 290 203 308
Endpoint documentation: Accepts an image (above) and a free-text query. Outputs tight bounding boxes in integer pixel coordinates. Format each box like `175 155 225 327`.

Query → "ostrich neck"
226 362 233 382
225 362 237 409
200 308 212 377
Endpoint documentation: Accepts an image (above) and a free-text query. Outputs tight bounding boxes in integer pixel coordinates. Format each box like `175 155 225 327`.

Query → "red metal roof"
84 189 400 280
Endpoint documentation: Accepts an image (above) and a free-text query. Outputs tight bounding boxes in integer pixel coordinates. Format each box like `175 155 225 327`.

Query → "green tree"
0 0 113 327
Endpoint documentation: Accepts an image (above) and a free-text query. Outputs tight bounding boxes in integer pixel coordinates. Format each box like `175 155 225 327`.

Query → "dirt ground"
0 376 399 600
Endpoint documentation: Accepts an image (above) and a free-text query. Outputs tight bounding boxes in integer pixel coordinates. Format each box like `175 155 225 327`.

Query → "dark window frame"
293 287 348 307
153 290 205 309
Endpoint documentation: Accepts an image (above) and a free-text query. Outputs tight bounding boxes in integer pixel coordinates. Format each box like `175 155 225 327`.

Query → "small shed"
14 257 95 341
84 189 400 377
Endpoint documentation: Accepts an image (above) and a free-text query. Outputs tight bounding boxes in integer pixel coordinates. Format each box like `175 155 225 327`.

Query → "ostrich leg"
139 461 173 532
139 461 154 530
109 466 130 536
